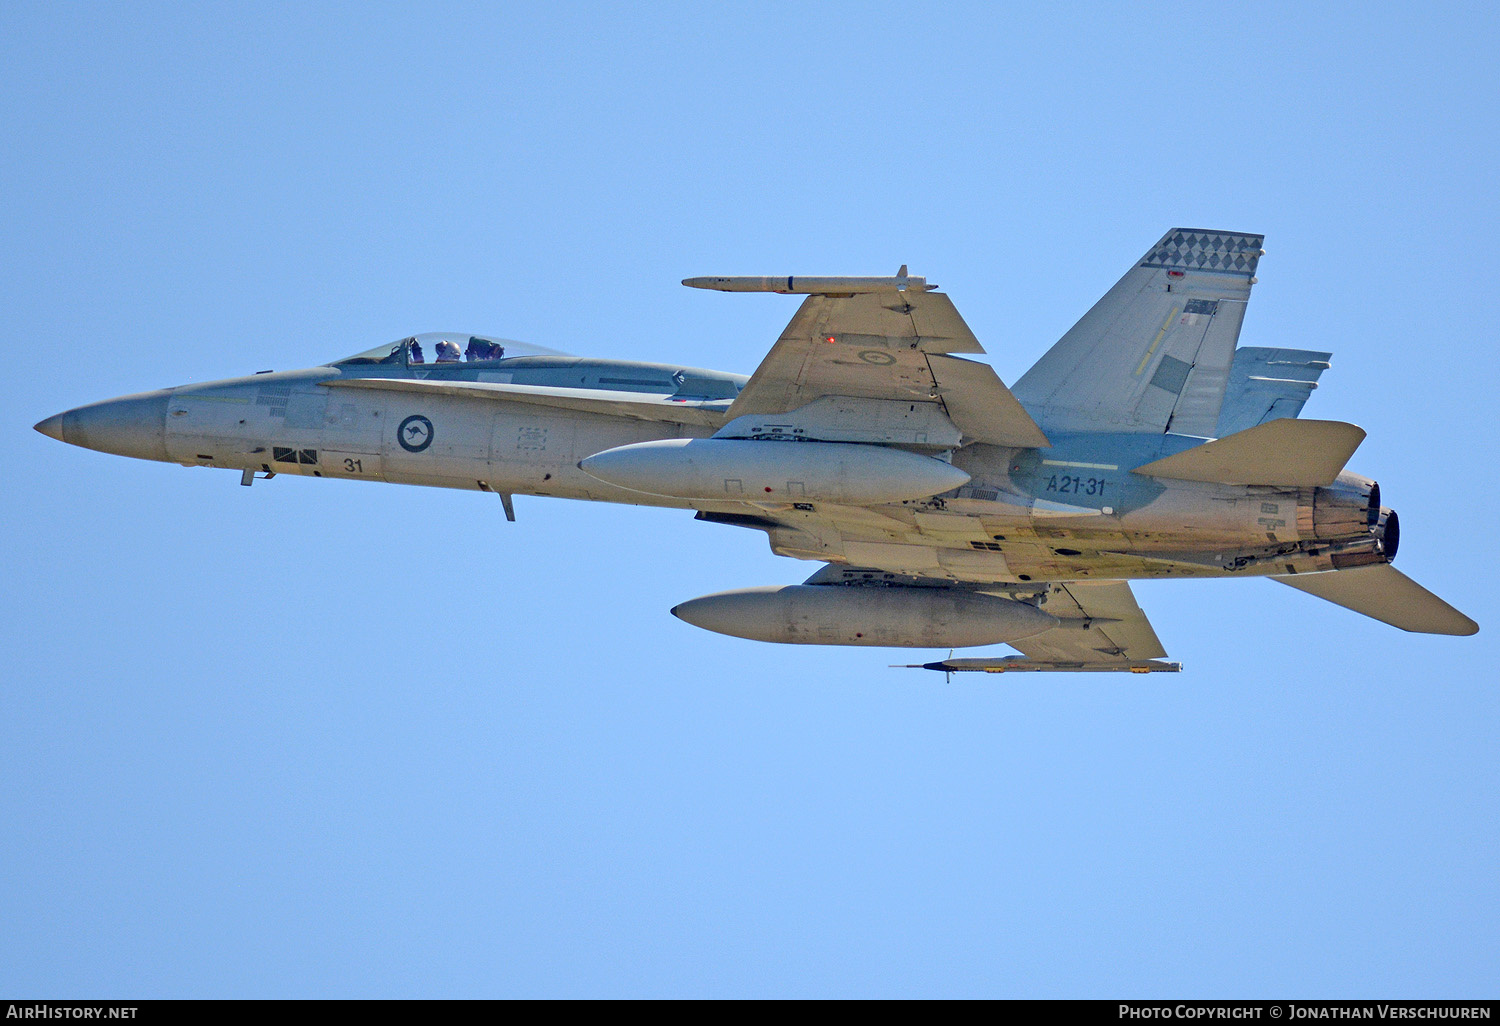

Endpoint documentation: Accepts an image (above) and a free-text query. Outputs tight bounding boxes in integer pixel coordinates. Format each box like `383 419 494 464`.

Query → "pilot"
408 338 425 364
465 339 485 362
435 340 462 363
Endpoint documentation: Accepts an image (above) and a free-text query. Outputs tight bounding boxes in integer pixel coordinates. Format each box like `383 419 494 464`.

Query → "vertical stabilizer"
1214 347 1332 437
1014 228 1263 436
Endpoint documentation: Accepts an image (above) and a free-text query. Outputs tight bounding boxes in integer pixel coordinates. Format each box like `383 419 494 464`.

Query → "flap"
927 353 1051 449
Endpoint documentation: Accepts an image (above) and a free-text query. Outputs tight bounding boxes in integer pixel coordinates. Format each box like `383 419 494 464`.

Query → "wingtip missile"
896 658 1183 673
681 274 932 294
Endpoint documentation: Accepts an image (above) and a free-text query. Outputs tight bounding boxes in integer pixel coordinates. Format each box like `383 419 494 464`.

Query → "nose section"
33 413 65 441
36 389 172 462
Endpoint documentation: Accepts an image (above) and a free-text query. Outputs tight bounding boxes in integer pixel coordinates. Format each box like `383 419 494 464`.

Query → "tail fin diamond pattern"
1140 230 1264 276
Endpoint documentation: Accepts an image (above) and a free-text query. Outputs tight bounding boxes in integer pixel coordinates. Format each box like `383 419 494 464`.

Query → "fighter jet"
35 229 1477 672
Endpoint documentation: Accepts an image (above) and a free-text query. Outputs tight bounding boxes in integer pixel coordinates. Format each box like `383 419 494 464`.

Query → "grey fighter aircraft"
35 229 1477 672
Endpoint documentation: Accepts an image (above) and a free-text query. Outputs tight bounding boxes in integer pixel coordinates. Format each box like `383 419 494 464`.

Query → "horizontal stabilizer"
322 377 729 427
1132 418 1365 486
1273 564 1478 636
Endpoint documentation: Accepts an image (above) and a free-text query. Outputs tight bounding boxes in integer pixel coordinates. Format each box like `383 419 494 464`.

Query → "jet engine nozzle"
1298 471 1381 541
1326 506 1400 570
1377 507 1399 562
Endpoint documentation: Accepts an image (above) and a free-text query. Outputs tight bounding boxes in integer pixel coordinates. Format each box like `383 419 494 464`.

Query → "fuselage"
36 335 1395 588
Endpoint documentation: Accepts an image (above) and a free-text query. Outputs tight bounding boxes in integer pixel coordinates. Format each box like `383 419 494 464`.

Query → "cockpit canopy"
335 332 568 367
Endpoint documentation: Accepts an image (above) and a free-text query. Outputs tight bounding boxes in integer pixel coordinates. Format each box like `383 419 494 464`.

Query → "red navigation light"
1167 270 1185 279
825 335 836 343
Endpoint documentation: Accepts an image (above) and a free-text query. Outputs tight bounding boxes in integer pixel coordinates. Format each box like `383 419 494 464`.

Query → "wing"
901 580 1180 673
1012 228 1264 437
1010 580 1171 664
722 288 1050 449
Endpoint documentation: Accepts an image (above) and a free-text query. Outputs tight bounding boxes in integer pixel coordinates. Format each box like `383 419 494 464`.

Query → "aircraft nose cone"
33 413 65 441
42 389 172 461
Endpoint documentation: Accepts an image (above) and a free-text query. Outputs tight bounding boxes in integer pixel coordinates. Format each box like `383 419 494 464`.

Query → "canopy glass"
335 333 569 367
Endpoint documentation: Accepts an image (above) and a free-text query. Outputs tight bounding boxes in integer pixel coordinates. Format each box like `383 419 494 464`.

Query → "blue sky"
2 2 1496 997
